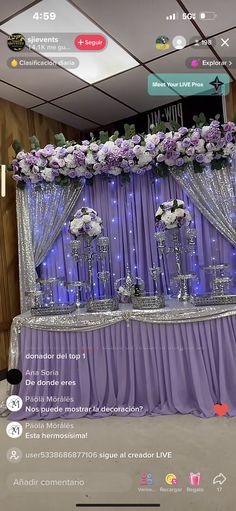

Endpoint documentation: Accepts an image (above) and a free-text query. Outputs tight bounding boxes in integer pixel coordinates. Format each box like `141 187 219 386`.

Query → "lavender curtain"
38 174 236 303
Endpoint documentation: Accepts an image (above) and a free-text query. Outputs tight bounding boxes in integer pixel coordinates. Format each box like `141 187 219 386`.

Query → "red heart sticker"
214 403 229 416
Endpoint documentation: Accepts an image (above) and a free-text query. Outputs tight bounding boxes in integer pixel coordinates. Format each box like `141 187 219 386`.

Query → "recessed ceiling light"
2 0 139 83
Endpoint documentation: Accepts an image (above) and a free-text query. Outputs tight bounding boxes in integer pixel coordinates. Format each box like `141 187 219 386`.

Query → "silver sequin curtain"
171 161 236 247
16 182 83 312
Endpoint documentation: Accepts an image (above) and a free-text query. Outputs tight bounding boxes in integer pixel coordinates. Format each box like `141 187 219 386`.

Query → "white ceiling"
0 0 235 132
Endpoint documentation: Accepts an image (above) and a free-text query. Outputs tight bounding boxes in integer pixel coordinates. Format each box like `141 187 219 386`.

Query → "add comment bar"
148 73 230 96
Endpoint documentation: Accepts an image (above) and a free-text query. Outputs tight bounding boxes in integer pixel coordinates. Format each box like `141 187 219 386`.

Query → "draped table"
2 300 236 419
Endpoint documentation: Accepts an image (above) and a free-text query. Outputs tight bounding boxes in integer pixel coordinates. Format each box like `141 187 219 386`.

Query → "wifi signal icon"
166 13 179 20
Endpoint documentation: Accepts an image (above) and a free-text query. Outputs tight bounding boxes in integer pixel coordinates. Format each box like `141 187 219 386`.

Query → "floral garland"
69 207 102 238
155 199 191 230
11 120 236 188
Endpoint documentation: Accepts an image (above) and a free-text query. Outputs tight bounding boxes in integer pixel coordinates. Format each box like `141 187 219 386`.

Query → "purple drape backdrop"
10 315 236 420
38 174 236 303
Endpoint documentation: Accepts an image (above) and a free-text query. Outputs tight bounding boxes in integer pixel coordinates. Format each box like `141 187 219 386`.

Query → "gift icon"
189 472 201 486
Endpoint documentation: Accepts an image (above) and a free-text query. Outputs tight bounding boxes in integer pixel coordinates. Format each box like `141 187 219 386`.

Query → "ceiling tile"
53 87 136 124
31 103 99 130
2 0 139 83
180 0 236 35
97 66 181 111
0 32 87 100
72 0 201 62
0 0 36 23
0 81 41 107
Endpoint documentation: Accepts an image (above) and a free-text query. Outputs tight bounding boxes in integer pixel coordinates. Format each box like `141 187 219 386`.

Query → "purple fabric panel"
38 174 236 302
10 316 236 420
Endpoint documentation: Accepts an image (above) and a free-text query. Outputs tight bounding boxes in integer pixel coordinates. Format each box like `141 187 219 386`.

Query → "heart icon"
214 403 229 416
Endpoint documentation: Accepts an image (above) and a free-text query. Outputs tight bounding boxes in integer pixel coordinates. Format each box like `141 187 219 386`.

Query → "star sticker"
209 76 224 92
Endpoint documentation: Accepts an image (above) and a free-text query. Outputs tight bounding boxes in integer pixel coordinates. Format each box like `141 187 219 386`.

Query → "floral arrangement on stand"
69 207 102 238
10 118 236 189
155 199 192 230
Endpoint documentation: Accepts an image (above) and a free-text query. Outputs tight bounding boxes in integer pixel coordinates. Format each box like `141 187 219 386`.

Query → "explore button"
74 34 107 51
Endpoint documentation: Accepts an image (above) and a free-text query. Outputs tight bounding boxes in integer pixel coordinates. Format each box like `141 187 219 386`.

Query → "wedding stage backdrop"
17 169 236 310
4 121 236 419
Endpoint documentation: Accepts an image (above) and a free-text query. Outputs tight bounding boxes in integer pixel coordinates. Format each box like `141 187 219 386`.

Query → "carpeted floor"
0 379 234 511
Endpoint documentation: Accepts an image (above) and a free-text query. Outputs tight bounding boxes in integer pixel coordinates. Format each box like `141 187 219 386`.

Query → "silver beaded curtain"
16 182 83 312
171 161 236 247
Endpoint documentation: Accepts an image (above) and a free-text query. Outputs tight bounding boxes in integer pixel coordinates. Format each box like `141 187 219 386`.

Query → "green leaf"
99 131 109 144
193 160 204 173
130 124 136 137
124 124 131 140
110 130 119 142
29 135 40 150
17 180 26 190
12 139 22 156
54 133 66 147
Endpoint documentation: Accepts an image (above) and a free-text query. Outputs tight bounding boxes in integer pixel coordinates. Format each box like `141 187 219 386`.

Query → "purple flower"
58 148 67 157
146 142 155 151
182 138 191 148
13 174 23 181
132 135 141 144
176 158 185 167
158 132 166 140
52 169 59 176
195 154 204 163
12 160 19 171
68 170 77 178
210 120 220 128
223 122 235 132
225 132 233 143
39 144 55 157
156 154 165 163
82 140 90 146
50 159 60 169
114 138 123 146
178 127 188 136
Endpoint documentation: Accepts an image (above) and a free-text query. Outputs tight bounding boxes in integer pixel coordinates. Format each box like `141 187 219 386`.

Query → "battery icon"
199 12 217 20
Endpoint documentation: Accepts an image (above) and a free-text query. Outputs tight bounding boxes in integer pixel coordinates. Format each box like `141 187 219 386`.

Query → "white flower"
70 218 83 233
201 126 210 138
85 153 96 165
133 145 142 156
83 214 92 223
165 159 175 166
89 222 102 236
138 153 153 166
110 167 121 176
195 139 205 153
17 151 27 160
19 160 31 175
204 152 213 163
186 147 195 157
104 141 115 150
156 206 163 216
90 143 99 152
66 145 75 153
176 199 184 207
176 141 184 153
223 143 234 156
161 211 176 225
175 208 185 218
64 154 76 167
41 168 54 182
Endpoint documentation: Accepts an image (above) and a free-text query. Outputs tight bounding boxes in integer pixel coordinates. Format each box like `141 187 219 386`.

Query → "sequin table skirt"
2 301 236 419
